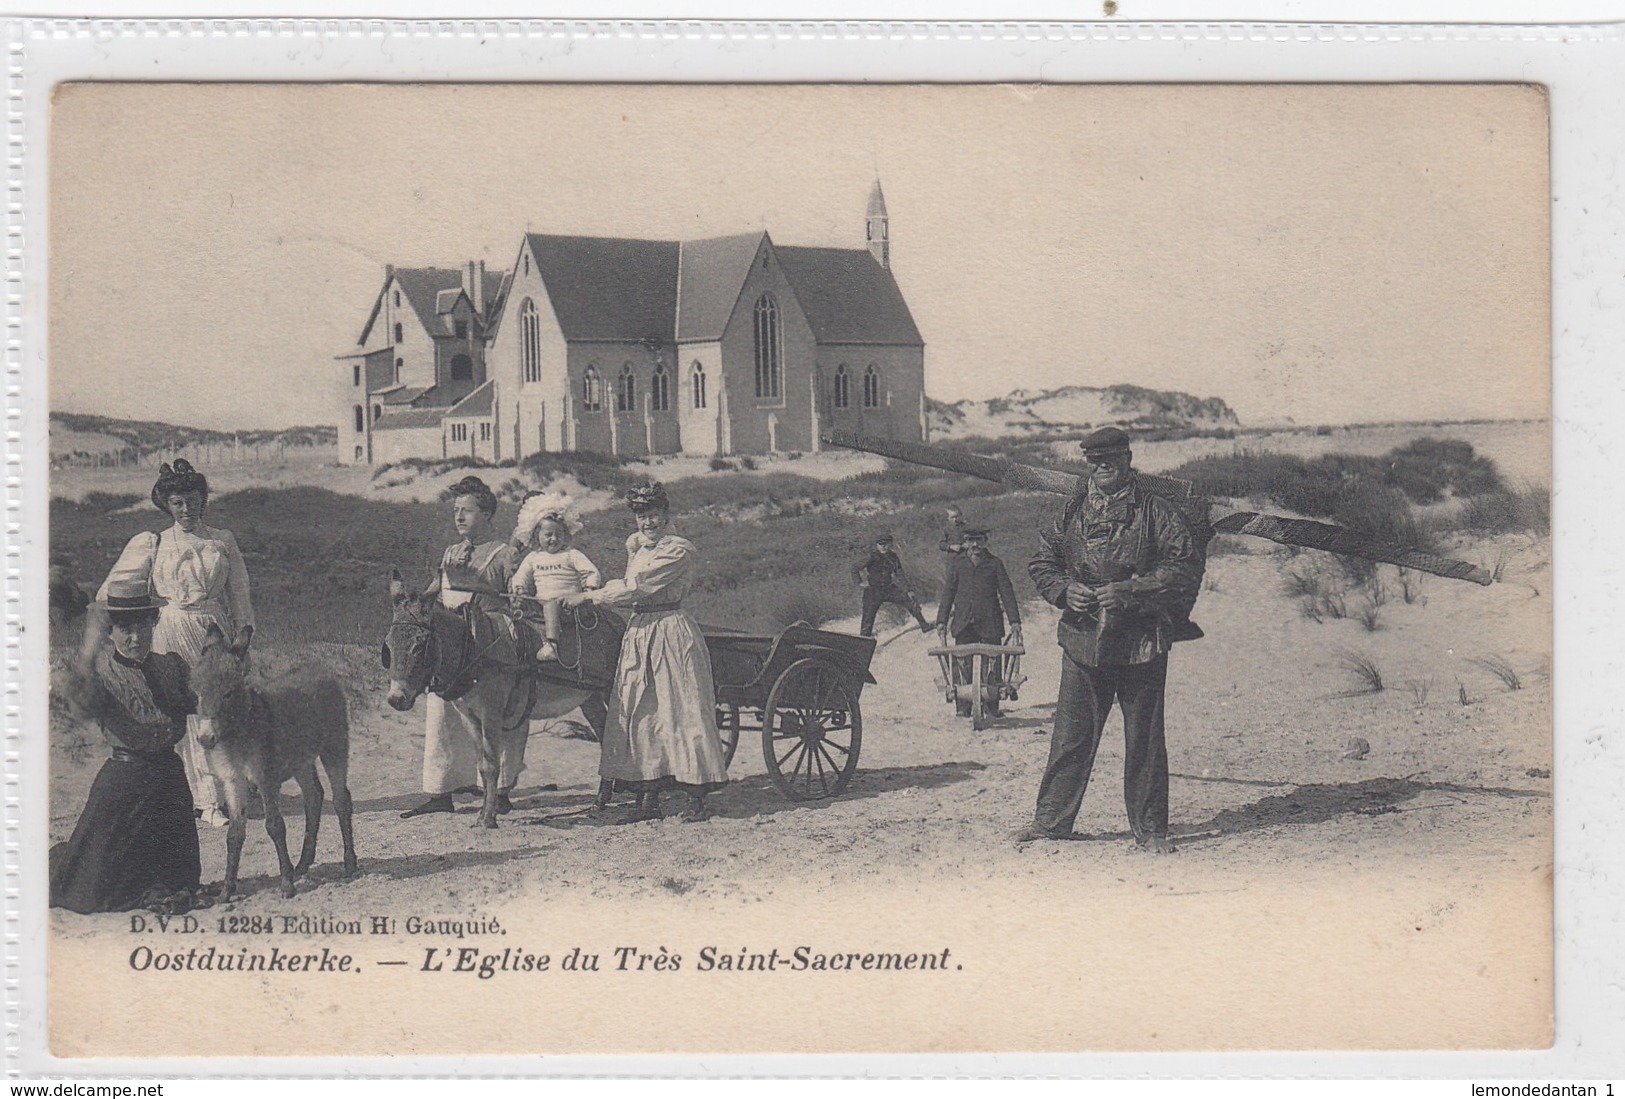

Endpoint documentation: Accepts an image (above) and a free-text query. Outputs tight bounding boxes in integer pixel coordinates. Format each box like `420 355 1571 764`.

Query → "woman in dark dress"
49 579 202 914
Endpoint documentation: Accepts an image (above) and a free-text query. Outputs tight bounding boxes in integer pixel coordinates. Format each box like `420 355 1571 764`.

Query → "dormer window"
454 320 468 339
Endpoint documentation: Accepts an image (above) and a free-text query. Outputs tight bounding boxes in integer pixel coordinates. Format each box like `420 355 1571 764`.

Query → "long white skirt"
152 604 231 813
599 610 727 787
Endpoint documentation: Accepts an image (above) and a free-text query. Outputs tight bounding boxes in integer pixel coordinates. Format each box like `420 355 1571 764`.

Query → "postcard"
29 75 1561 1065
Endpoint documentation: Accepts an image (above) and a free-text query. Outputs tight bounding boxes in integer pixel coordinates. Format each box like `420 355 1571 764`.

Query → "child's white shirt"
510 547 602 602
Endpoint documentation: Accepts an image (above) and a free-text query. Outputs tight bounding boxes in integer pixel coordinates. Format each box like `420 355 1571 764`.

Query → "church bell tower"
865 179 890 270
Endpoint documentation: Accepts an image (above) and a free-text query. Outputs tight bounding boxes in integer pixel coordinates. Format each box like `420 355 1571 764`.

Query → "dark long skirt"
49 750 201 915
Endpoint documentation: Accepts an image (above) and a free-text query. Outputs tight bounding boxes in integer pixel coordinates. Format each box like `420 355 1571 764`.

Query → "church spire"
865 178 890 269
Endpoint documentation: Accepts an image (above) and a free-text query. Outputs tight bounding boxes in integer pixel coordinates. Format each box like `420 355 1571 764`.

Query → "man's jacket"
853 548 911 593
1029 475 1204 666
936 551 1022 637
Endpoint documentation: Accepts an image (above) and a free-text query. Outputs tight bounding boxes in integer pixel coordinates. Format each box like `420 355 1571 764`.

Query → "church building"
338 182 924 464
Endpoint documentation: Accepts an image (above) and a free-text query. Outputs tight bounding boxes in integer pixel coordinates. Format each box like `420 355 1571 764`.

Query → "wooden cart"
928 640 1026 731
704 624 878 801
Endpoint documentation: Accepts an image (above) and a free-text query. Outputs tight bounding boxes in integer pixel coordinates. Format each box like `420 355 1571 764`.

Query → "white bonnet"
514 490 583 546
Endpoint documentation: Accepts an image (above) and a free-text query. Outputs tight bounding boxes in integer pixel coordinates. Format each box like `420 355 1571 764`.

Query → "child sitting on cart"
509 492 602 662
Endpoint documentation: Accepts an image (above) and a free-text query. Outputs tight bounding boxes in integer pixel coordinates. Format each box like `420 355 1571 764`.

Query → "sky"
49 83 1550 431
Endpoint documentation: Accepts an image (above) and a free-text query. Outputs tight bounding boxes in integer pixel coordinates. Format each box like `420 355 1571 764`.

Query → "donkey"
191 624 358 899
383 571 612 829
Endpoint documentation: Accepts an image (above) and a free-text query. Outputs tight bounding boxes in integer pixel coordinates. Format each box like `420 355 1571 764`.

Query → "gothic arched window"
520 299 541 384
691 361 707 409
753 293 782 400
582 366 603 412
372 404 382 422
651 363 670 412
834 364 850 409
353 405 364 433
394 322 403 344
616 363 637 413
863 365 881 409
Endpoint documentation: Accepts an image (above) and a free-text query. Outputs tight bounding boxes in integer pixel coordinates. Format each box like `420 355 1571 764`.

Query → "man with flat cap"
1021 426 1203 853
853 531 932 638
935 525 1023 718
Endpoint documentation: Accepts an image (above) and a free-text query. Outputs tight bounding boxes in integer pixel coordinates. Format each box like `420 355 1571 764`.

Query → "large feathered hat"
624 480 670 513
151 458 209 513
513 490 583 547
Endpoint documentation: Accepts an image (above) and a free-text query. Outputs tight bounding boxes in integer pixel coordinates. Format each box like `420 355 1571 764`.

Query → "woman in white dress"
96 459 253 826
564 481 727 823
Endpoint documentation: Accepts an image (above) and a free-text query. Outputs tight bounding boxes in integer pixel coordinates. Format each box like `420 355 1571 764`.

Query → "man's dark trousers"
860 585 928 636
1035 652 1169 840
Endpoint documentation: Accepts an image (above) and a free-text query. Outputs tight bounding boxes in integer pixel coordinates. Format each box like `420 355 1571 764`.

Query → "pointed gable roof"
359 266 507 346
675 232 766 343
525 234 680 343
775 246 922 346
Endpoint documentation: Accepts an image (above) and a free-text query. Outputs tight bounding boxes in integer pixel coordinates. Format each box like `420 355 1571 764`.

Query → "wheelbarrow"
928 636 1026 731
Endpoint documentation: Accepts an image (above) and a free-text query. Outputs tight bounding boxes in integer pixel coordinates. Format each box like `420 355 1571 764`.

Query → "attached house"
337 182 924 464
337 262 507 465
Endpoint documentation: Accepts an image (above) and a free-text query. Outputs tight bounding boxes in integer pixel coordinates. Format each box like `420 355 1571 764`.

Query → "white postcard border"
7 15 1624 1079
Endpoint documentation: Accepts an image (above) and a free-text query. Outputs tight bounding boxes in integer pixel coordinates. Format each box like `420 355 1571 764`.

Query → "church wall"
817 344 925 444
716 242 819 454
564 341 681 459
487 244 568 461
675 343 723 456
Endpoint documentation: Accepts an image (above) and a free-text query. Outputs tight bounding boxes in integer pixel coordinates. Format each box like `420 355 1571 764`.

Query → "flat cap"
874 530 895 543
962 526 991 537
1079 426 1133 454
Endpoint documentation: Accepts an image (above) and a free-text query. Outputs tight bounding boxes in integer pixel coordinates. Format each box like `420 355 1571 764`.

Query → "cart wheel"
762 658 862 801
715 704 741 768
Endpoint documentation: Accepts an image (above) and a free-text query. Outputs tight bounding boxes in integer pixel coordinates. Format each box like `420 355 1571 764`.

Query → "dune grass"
51 435 1544 647
50 462 1058 645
